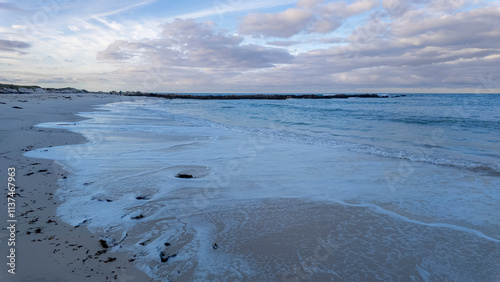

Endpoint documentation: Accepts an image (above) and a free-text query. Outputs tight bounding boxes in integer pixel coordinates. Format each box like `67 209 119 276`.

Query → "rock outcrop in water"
114 92 388 100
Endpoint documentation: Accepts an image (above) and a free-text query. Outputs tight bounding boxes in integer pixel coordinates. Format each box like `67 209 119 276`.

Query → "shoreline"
0 93 155 281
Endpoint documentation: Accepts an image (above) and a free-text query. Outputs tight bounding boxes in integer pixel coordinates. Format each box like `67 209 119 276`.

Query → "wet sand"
0 93 154 281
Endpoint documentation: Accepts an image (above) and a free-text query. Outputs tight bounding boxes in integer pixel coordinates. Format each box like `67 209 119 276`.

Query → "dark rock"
164 242 171 247
104 257 116 263
213 243 219 249
176 173 194 179
99 239 109 249
12 106 23 109
74 219 87 228
95 250 107 256
131 214 144 220
160 251 177 263
139 239 152 246
114 92 390 100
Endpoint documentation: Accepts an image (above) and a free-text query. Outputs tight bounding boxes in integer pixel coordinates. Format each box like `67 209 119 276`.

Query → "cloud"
95 4 499 93
266 40 302 46
247 4 500 92
0 39 31 53
319 37 343 44
296 0 324 9
0 2 23 11
89 0 156 18
391 7 500 48
321 0 378 17
97 40 131 60
239 8 314 38
309 18 342 33
425 0 468 12
1 0 499 93
178 0 297 20
239 0 379 38
98 19 294 69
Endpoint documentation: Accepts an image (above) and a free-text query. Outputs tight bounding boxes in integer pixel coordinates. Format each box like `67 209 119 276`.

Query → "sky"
0 0 499 93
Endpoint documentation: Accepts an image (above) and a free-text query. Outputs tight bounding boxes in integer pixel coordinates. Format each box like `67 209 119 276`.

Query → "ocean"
26 94 500 281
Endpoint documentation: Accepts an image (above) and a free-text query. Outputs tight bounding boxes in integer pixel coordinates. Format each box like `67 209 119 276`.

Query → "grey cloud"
391 8 500 49
235 6 500 91
0 39 31 53
320 37 343 44
96 40 131 61
0 3 23 11
309 18 342 33
239 0 378 38
266 40 302 46
321 0 379 18
239 8 314 38
95 4 499 93
98 19 294 69
296 0 323 9
426 0 466 11
35 77 80 84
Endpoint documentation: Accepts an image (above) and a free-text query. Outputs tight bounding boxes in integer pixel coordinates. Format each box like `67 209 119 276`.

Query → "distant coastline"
0 83 401 99
0 83 91 94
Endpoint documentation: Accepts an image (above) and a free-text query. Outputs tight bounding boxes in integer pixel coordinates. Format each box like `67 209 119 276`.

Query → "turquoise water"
26 94 500 281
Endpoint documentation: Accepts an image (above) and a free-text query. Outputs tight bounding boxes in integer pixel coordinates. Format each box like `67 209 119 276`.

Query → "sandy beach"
0 93 154 281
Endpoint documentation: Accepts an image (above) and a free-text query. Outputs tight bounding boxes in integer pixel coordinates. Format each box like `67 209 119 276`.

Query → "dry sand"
0 93 155 281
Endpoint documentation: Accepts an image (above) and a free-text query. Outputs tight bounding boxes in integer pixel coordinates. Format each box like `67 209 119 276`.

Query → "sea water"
25 94 500 281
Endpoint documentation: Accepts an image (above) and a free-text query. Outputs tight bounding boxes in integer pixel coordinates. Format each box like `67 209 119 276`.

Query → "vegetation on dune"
0 83 41 90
